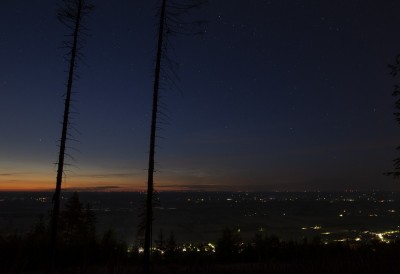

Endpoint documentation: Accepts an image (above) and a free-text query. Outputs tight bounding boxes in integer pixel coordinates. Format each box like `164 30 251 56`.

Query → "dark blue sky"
1 0 400 191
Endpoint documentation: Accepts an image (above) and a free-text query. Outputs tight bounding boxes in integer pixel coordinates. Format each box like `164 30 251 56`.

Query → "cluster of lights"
136 243 218 255
329 230 400 244
180 243 216 253
370 230 400 244
301 225 322 230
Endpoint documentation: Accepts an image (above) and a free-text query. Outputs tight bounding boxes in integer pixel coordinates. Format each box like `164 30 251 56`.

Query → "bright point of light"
376 233 385 241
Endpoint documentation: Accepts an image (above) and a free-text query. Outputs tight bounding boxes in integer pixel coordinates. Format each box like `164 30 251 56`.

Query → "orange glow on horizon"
0 178 225 192
0 179 147 192
0 170 229 192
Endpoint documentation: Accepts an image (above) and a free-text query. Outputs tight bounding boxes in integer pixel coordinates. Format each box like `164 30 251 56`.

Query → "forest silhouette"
1 192 400 273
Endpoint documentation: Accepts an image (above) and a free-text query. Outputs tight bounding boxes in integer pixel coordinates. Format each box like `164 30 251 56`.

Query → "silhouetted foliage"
166 232 177 253
155 229 165 250
0 193 131 272
53 193 97 268
99 228 129 268
216 228 242 262
1 223 400 273
60 192 96 243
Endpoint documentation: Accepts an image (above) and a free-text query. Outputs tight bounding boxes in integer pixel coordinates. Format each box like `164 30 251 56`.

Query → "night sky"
1 0 400 191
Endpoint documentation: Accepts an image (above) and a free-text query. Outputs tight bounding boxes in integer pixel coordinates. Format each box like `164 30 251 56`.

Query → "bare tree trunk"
387 55 400 178
144 0 167 272
49 0 89 272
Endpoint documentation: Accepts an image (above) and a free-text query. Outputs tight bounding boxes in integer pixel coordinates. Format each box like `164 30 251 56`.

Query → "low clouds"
157 183 227 191
70 172 142 179
65 185 121 191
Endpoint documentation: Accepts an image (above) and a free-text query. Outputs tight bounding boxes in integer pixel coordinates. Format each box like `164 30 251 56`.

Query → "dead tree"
143 2 166 269
387 54 400 178
143 0 205 271
49 0 93 270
